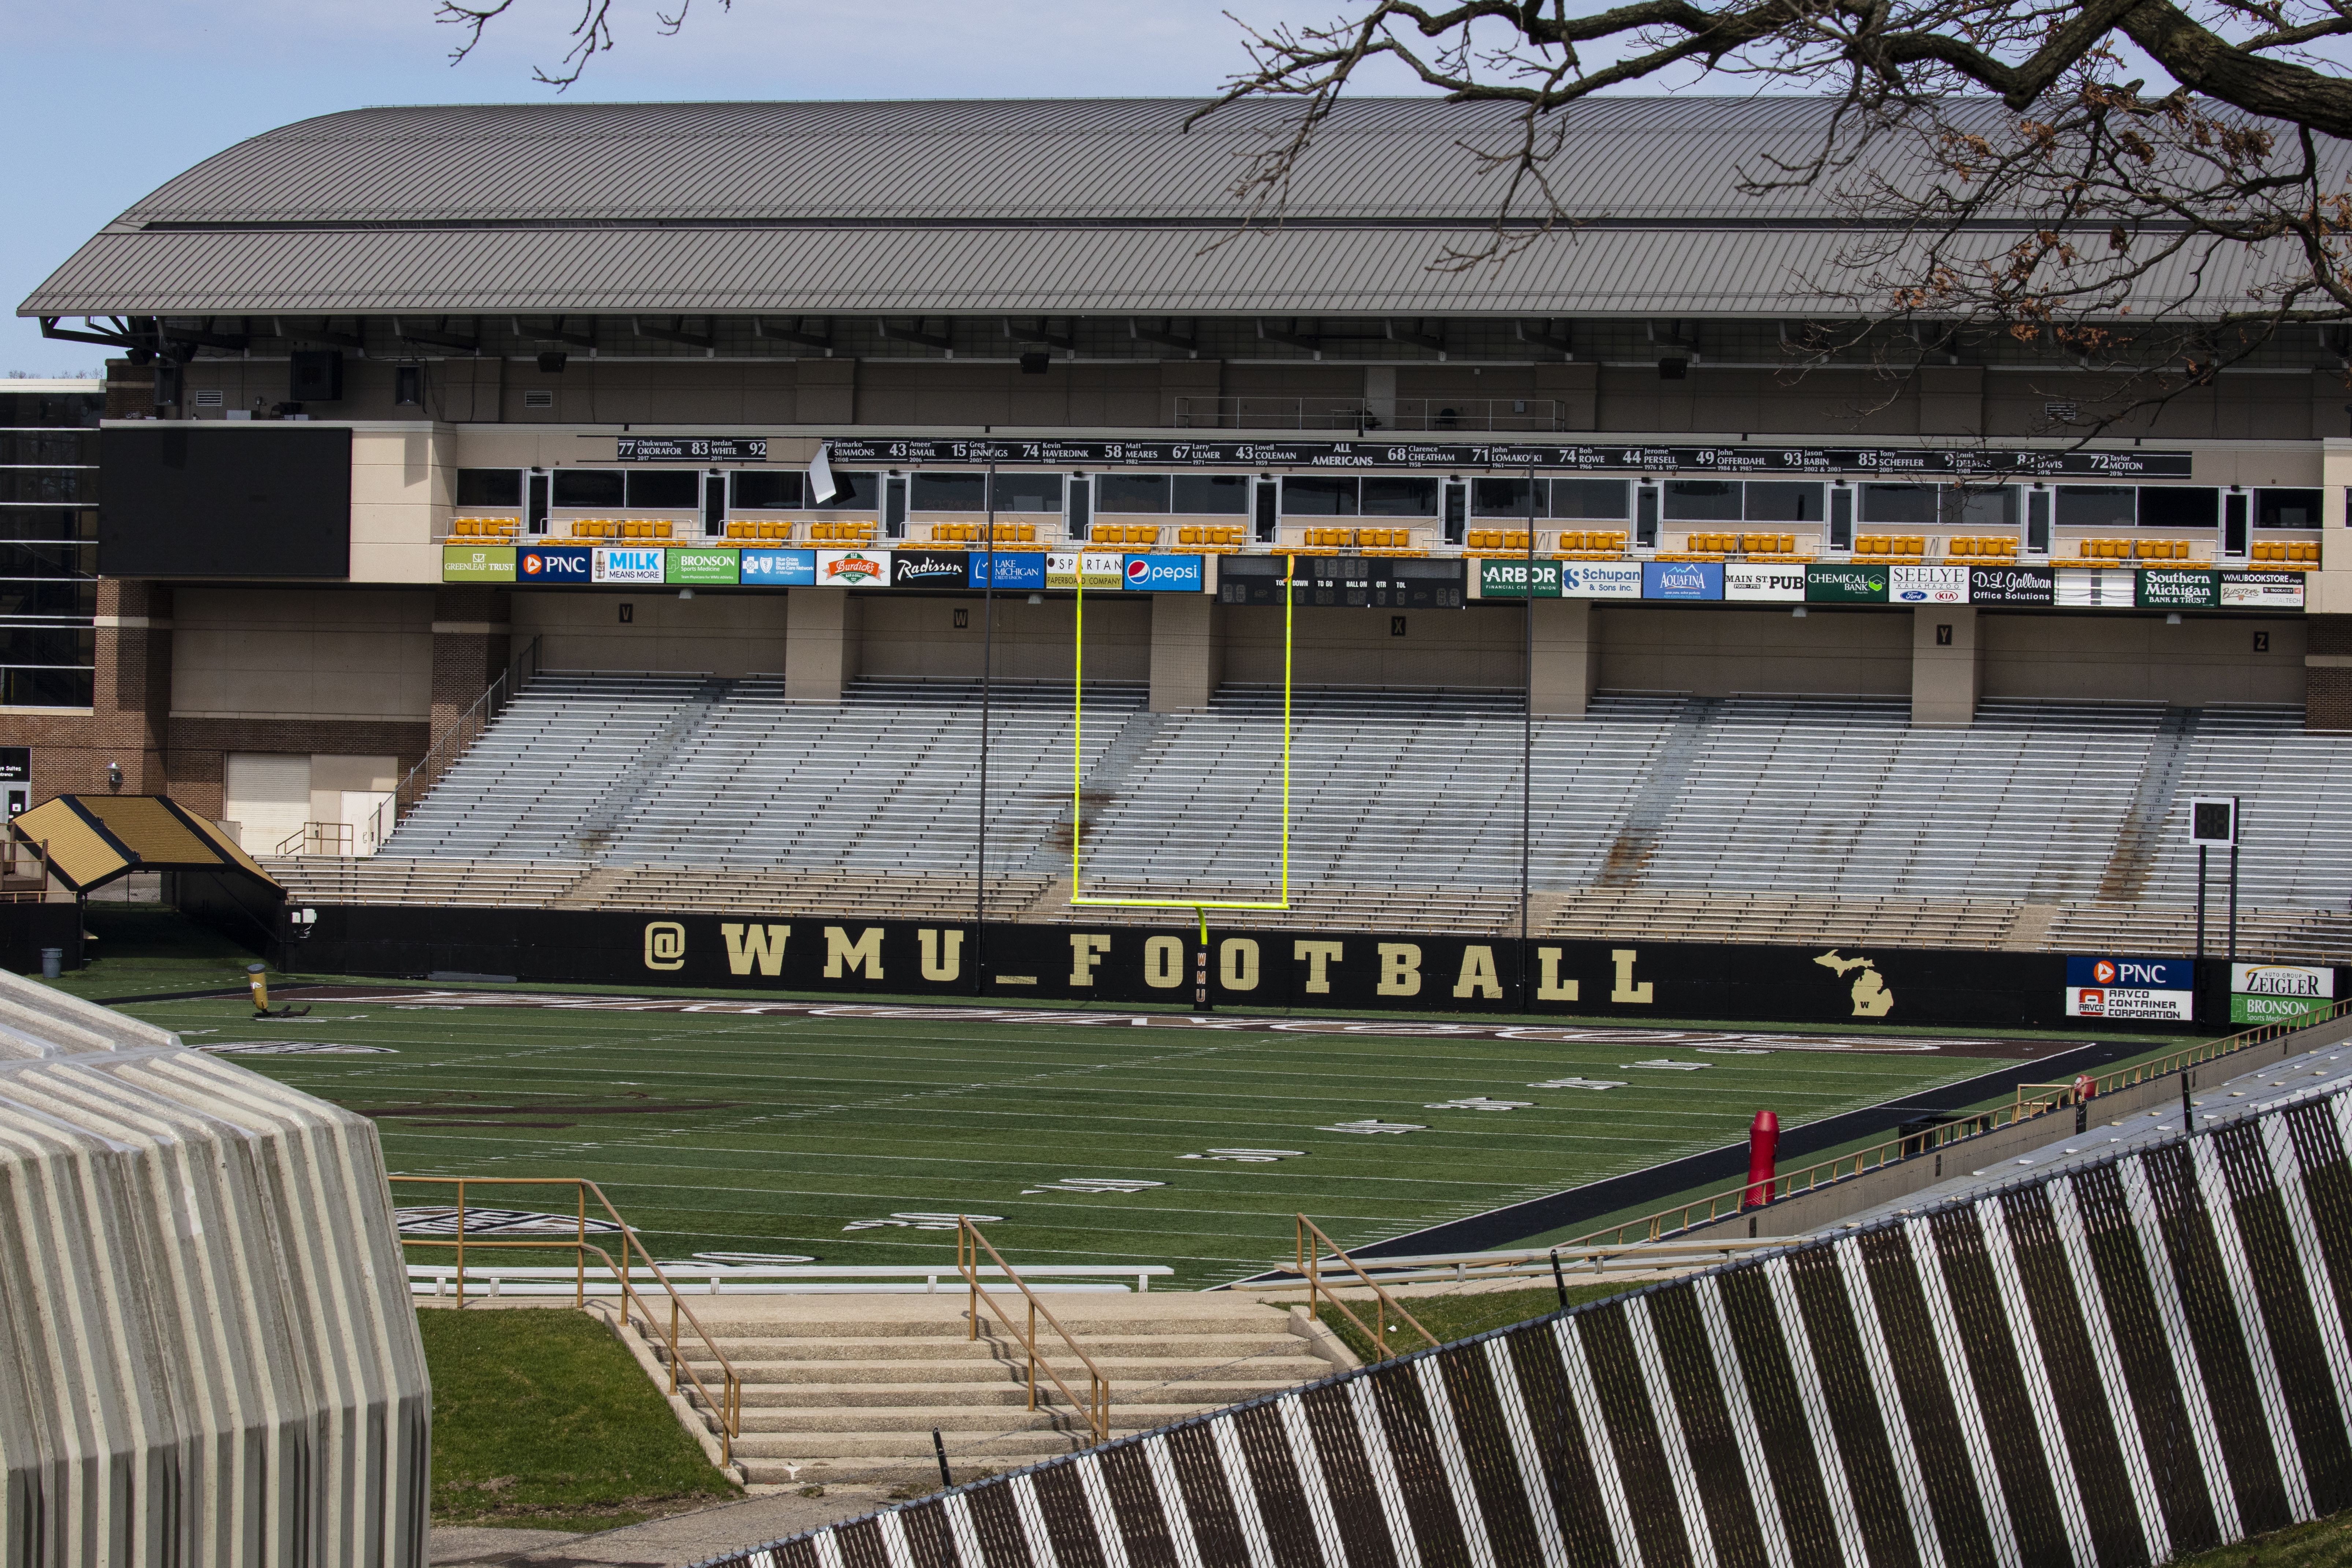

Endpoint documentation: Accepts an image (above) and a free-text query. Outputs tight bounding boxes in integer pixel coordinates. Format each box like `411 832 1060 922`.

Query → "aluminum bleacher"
316 669 2352 956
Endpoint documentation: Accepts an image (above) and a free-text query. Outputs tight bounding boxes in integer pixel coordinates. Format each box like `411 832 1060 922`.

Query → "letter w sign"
721 923 790 976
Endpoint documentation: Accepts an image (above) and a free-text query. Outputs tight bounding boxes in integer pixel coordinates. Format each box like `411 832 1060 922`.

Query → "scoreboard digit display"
1219 557 1465 607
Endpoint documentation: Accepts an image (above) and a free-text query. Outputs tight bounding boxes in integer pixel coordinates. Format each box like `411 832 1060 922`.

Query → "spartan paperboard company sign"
1969 566 2056 605
2065 955 2195 1020
518 546 592 583
1560 560 1645 599
593 546 666 584
441 545 516 583
2221 571 2306 609
1889 564 1969 605
817 549 891 587
2138 569 2217 609
1723 565 1807 602
1643 561 1723 601
891 549 969 590
739 548 817 585
300 907 2163 1028
2231 961 2335 1024
1806 564 1888 603
667 549 740 586
1047 551 1125 590
2056 570 2136 608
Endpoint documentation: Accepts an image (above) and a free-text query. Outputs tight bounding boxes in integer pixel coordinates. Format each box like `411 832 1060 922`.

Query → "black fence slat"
1714 1268 1845 1568
1854 1226 2001 1568
1504 1319 1625 1568
1785 1247 1923 1568
1367 1362 1476 1568
1644 1286 1770 1568
1433 1344 1546 1567
1298 1382 1402 1568
1579 1304 1696 1568
1030 1466 1112 1568
1230 1402 1325 1568
897 1500 964 1568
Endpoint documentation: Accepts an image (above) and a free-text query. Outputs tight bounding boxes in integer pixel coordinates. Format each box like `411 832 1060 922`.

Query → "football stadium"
12 83 2352 1568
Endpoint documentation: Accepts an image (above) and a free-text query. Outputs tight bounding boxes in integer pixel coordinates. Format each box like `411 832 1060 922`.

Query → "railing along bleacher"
367 634 540 846
1561 996 2352 1250
1295 1214 1442 1363
391 1175 742 1462
959 1217 1112 1446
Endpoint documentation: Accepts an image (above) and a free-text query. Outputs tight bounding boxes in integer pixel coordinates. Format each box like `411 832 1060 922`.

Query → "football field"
122 985 2101 1288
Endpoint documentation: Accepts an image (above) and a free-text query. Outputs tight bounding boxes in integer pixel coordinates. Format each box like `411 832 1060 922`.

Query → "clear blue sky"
4 0 1435 375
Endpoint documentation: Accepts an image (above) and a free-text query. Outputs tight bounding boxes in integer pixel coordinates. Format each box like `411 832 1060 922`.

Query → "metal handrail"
390 1175 742 1463
958 1217 1110 1445
369 634 540 846
1560 996 2352 1251
1296 1214 1441 1363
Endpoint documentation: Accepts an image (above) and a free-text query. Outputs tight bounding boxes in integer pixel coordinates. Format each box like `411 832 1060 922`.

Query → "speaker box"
289 350 344 403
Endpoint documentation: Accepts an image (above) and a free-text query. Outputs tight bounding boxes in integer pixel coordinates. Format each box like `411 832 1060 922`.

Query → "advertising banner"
2137 568 2217 609
817 549 892 587
1969 566 2055 606
1478 558 1561 598
2056 570 2135 607
891 549 970 590
1723 565 1807 603
1642 561 1724 601
1558 561 1644 599
2220 571 2306 609
441 545 516 583
667 548 741 586
1047 551 1126 590
1806 564 1888 604
518 545 593 583
2230 960 2336 1025
1888 564 1969 605
1123 555 1205 592
970 552 1046 589
2064 954 2195 1020
739 548 817 585
593 545 667 584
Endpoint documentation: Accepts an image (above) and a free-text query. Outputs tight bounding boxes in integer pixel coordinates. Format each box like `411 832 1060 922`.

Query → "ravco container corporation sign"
2065 955 2195 1020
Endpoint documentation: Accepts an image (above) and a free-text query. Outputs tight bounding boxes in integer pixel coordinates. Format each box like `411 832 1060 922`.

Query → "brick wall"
2308 615 2352 730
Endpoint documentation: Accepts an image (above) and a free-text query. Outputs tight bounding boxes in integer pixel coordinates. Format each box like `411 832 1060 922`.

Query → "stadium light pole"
975 460 996 994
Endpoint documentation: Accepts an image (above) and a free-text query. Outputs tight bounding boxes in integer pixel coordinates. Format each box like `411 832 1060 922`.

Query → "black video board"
1220 556 1465 608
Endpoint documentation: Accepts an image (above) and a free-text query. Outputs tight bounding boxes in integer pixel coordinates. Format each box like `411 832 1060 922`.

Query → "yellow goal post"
1069 553 1295 935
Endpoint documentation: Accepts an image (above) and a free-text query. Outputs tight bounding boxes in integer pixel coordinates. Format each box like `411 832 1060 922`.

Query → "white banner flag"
808 442 839 505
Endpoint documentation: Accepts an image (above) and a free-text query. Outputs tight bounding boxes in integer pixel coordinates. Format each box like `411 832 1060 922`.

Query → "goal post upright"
1069 552 1295 915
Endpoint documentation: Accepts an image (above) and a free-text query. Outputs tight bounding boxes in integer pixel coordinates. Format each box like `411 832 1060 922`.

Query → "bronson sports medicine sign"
287 907 2329 1030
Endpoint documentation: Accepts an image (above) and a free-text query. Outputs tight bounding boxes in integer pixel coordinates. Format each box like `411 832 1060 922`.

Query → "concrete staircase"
669 1293 1344 1489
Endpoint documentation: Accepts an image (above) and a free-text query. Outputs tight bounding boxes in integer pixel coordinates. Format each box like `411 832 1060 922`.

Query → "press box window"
1743 482 1824 523
1359 477 1437 516
2055 486 2136 530
2258 488 2323 527
1663 481 1741 522
1174 475 1247 514
1859 483 1939 524
991 472 1063 512
910 472 987 511
625 470 700 509
812 471 875 509
550 470 624 508
1473 478 1546 518
455 468 522 508
1941 485 2019 529
1098 474 1171 514
2137 487 2219 530
1282 477 1359 516
730 471 805 509
1554 479 1631 522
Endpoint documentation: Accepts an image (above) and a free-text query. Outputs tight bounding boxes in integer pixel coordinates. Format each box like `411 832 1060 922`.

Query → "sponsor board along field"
107 983 2174 1288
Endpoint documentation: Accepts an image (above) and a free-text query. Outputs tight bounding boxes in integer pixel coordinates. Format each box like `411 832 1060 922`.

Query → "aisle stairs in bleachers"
279 671 2352 960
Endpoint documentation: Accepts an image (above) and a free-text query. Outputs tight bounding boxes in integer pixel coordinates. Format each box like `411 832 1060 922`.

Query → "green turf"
420 1307 739 1531
1310 1282 1635 1364
2164 1509 2352 1567
107 979 2064 1289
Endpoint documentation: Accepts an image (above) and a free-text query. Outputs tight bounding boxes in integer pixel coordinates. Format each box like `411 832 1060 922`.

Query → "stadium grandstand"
10 96 2352 985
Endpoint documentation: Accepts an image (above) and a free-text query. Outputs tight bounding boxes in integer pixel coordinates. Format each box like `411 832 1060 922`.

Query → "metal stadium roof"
16 97 2316 320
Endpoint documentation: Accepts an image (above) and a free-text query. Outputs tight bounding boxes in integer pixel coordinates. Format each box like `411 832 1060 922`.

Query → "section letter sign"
891 549 969 590
1968 566 2055 605
817 549 892 587
518 545 593 583
1478 558 1561 597
1641 561 1724 601
593 545 667 584
2065 955 2195 1020
1888 564 1969 604
970 551 1045 589
1806 564 1888 603
667 548 741 586
1123 555 1205 592
1559 561 1642 598
2138 568 2217 610
2230 961 2335 1025
1723 564 1806 602
442 545 516 583
739 548 817 585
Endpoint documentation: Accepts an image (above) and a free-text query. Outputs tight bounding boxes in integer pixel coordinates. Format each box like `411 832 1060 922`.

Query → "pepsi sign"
519 547 592 583
1122 555 1204 592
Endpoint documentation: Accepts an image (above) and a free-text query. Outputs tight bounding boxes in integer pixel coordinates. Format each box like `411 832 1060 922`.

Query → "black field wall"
291 904 2267 1031
717 1082 2352 1568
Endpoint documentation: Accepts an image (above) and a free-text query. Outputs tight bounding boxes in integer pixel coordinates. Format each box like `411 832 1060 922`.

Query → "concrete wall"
349 426 448 583
1980 612 2306 704
1597 605 1914 697
857 593 1149 683
172 587 433 720
1224 602 1524 687
512 589 790 675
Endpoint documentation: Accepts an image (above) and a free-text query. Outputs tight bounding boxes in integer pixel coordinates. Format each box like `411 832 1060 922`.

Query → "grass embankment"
421 1309 739 1532
2166 1513 2352 1567
1312 1283 1636 1364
